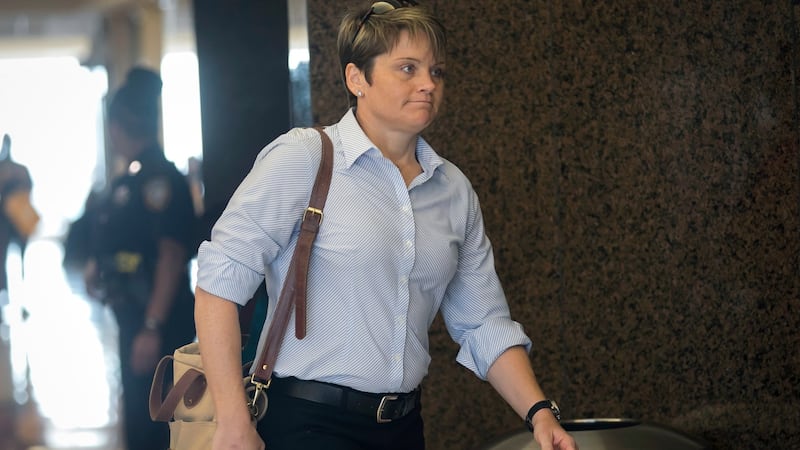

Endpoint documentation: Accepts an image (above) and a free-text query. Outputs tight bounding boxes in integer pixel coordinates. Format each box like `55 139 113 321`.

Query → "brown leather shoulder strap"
252 127 333 383
149 128 333 422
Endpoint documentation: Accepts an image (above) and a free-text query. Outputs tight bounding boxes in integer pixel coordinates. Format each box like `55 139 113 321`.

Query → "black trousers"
257 389 426 450
112 291 195 450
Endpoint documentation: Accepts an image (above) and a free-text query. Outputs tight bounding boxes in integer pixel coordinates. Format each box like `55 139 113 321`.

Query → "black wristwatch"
525 399 561 432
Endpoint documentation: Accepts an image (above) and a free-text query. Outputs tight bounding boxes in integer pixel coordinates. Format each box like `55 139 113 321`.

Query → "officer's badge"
114 251 142 273
113 185 130 205
144 178 171 211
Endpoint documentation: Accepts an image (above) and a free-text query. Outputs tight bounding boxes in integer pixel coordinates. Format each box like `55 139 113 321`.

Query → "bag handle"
149 354 207 421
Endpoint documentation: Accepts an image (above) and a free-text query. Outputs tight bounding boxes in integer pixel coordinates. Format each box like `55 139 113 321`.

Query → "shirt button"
404 240 412 249
393 354 402 362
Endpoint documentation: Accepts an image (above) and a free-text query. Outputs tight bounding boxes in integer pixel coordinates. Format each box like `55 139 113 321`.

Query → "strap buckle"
376 394 399 423
303 207 323 225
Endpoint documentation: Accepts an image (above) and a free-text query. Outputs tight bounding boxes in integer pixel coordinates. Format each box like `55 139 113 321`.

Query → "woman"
85 66 197 450
194 2 577 450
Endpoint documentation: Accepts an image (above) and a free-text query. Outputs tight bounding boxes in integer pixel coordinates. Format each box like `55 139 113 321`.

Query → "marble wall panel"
307 1 799 449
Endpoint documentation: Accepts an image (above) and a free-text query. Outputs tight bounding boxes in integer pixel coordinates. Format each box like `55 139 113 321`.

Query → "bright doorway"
0 51 203 449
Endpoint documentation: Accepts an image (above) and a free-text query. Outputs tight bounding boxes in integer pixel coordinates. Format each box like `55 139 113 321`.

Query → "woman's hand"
212 418 265 450
531 412 578 450
485 347 578 450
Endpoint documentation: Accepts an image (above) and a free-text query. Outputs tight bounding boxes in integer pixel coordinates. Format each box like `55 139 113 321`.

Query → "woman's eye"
401 65 416 74
431 67 446 79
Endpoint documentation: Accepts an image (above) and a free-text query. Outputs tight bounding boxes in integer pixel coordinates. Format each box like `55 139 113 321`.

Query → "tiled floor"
1 238 122 450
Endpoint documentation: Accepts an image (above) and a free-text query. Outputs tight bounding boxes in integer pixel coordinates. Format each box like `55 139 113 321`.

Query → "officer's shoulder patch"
143 177 171 212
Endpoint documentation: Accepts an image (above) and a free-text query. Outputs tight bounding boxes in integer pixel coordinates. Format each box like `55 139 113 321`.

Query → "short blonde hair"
337 2 447 106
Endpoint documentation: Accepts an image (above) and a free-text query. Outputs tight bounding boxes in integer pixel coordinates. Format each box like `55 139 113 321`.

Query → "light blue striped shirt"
196 109 531 394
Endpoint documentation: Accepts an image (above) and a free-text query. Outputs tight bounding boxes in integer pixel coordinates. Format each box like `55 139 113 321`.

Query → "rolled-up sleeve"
196 241 265 305
196 128 322 306
440 189 532 379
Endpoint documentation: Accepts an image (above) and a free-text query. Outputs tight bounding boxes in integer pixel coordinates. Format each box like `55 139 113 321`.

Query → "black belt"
269 377 420 423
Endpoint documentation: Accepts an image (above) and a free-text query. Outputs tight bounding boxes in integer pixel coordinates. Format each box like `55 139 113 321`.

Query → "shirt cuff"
456 318 532 379
196 241 264 306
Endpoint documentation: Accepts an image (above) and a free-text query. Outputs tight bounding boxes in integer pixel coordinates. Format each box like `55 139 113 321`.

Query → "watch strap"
525 399 560 432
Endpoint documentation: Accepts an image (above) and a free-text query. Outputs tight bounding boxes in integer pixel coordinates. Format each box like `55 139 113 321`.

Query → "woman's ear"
345 63 364 97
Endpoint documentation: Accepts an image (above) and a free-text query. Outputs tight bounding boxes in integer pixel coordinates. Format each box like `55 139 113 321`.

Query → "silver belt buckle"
376 394 399 423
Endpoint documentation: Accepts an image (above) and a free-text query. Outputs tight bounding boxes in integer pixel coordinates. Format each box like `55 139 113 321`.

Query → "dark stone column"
192 0 290 236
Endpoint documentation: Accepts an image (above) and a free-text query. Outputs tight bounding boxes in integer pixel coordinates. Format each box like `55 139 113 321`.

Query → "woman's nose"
418 72 437 93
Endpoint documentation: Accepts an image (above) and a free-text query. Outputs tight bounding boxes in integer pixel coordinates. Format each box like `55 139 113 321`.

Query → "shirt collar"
135 144 163 163
336 108 444 178
337 108 373 169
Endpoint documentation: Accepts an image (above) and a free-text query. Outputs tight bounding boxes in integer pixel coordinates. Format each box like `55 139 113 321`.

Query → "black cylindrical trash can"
477 418 709 450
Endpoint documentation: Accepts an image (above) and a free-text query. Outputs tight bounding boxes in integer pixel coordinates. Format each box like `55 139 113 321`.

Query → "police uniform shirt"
94 145 196 283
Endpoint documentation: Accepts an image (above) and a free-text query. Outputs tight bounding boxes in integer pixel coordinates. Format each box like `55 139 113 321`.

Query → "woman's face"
354 31 445 135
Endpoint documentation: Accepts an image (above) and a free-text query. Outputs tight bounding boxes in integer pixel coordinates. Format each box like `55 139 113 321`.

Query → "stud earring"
357 90 363 97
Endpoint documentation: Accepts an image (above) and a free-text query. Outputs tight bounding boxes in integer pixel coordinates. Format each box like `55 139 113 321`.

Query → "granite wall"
307 1 800 449
194 0 290 229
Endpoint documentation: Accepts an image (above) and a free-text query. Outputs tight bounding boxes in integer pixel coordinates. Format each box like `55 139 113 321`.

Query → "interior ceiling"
0 0 306 58
0 0 130 12
0 0 133 37
0 0 191 58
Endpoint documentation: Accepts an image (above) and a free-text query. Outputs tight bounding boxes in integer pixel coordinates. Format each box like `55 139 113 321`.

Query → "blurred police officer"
84 66 197 450
0 133 35 298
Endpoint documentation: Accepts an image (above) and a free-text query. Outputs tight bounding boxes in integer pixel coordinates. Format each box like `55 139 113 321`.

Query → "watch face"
550 400 562 421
